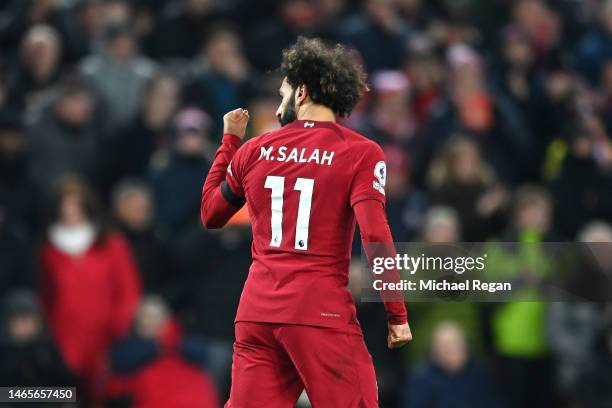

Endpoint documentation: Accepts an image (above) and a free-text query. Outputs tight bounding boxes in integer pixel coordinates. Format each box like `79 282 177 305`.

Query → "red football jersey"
225 119 387 329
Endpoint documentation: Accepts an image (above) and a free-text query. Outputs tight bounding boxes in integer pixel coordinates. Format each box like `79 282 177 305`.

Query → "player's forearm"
354 200 408 325
201 134 242 229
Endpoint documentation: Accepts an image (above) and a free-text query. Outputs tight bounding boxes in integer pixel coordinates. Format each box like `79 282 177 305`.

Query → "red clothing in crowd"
40 232 142 390
106 322 220 408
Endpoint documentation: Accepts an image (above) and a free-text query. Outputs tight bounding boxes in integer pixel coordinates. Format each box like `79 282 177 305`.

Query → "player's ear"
296 84 308 106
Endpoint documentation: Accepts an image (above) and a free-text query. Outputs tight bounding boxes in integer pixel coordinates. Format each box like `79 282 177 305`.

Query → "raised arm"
354 199 412 349
201 109 250 229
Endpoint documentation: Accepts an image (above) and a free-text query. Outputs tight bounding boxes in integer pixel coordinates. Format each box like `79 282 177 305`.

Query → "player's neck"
297 103 336 122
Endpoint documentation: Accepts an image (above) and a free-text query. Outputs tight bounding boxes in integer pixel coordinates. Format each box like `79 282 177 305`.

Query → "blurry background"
1 0 612 407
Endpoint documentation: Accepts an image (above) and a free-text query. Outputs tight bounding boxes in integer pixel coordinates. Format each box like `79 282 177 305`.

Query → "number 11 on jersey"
264 175 314 250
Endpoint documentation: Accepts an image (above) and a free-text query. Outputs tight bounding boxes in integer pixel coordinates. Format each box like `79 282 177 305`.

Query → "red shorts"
225 322 378 408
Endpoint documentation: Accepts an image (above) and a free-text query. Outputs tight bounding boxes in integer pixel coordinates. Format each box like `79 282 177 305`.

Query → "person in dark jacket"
402 321 504 408
112 178 176 302
149 107 212 234
106 73 180 189
0 111 40 232
106 296 220 408
27 80 105 196
0 289 74 387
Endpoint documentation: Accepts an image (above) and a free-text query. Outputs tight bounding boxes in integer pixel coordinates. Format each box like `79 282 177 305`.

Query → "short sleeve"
349 142 387 208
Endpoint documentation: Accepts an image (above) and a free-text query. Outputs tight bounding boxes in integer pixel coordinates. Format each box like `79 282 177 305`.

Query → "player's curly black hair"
280 37 368 117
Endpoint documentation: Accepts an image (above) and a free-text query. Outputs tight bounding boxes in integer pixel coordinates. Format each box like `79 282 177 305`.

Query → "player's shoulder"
335 123 384 155
236 131 273 156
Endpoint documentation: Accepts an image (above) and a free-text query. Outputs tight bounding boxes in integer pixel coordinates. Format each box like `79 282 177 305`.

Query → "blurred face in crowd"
571 134 593 158
579 223 612 271
107 33 135 63
80 1 105 35
175 129 208 157
103 0 131 24
21 25 61 82
55 90 93 127
282 0 319 29
503 34 534 70
8 314 41 343
431 322 468 374
277 78 299 126
365 0 398 29
450 142 480 183
204 30 249 82
406 54 443 92
0 128 25 161
515 195 551 234
135 298 169 339
145 76 180 128
59 193 88 226
114 188 153 231
423 208 460 243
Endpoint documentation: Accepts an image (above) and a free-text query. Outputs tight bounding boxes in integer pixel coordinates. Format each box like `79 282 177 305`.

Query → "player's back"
226 119 386 329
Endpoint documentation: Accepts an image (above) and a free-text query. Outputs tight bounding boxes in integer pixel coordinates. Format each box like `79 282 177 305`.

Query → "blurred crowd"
1 0 612 407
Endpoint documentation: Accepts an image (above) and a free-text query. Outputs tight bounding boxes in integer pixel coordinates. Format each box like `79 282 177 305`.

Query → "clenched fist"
388 322 413 349
223 108 250 139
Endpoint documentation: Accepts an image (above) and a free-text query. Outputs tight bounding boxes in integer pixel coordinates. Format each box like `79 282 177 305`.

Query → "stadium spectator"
26 79 104 195
550 120 612 238
106 296 220 408
402 321 503 408
184 26 254 136
149 107 212 233
548 221 612 402
420 205 460 244
0 290 74 387
427 137 508 241
80 22 156 129
39 176 141 398
107 73 181 187
112 178 176 302
364 70 418 145
10 24 62 111
486 185 557 408
340 0 408 72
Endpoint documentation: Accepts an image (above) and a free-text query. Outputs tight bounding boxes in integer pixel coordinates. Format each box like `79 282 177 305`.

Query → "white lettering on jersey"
373 160 386 195
257 146 334 166
259 146 274 160
304 122 315 128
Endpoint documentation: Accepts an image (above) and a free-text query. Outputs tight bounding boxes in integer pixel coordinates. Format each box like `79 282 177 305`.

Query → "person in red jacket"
39 175 142 399
106 296 220 408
